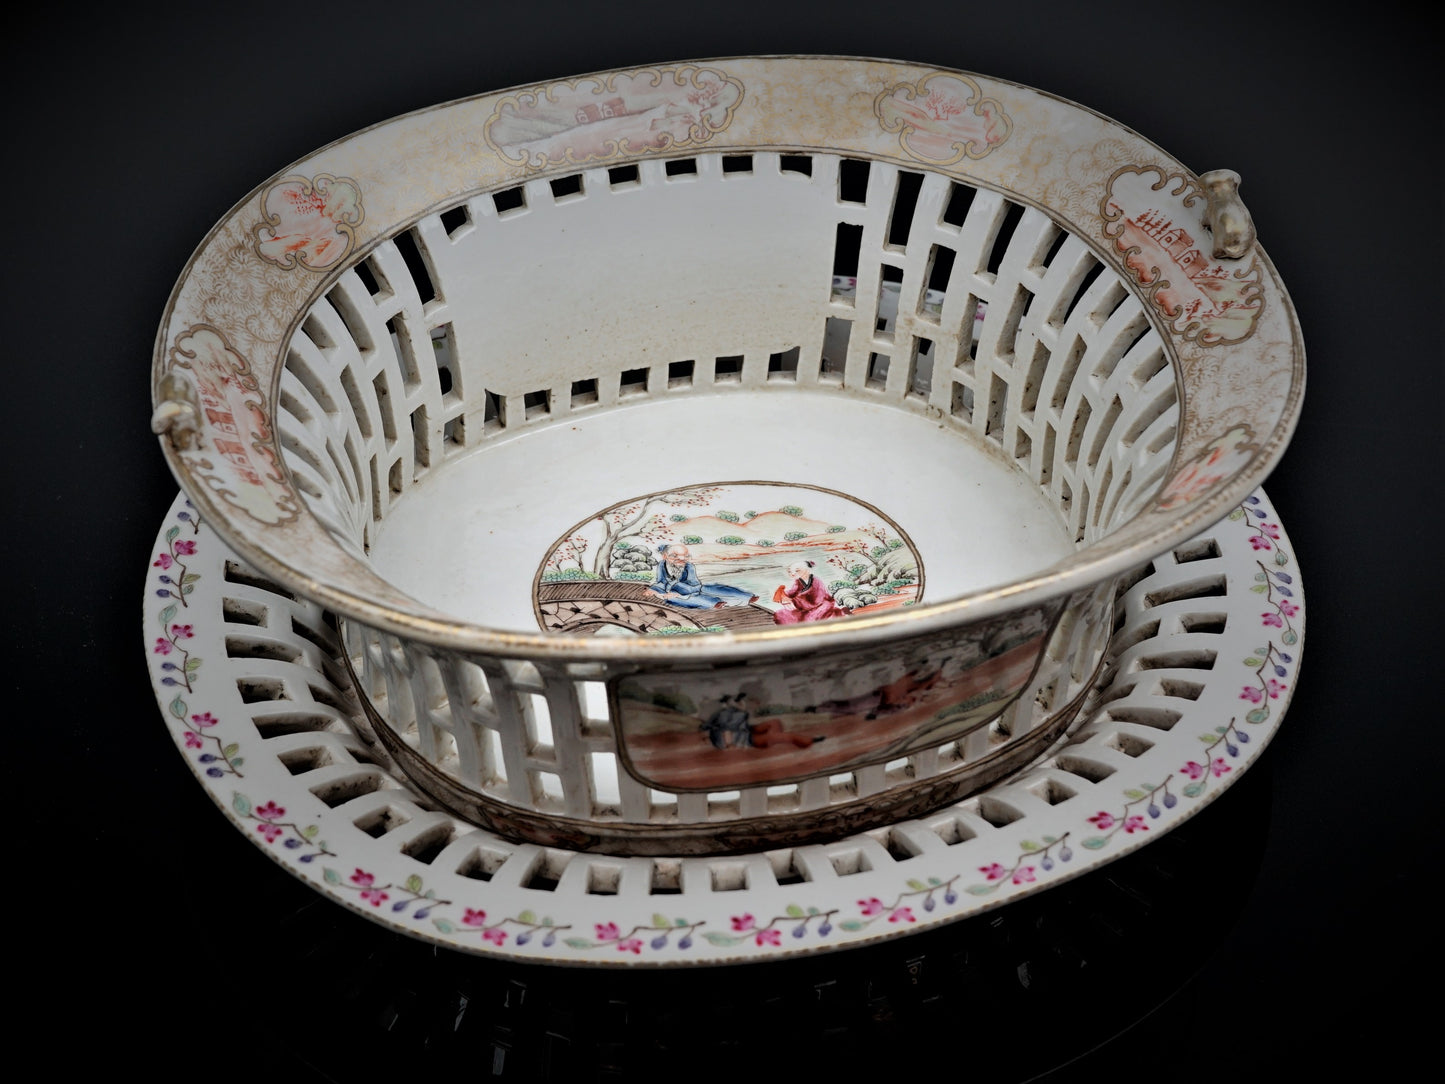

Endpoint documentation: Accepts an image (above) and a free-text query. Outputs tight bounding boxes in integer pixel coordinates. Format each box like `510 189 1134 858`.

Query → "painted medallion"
534 482 923 636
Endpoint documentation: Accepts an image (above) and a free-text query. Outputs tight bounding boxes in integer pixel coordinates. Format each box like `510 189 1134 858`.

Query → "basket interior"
275 151 1179 638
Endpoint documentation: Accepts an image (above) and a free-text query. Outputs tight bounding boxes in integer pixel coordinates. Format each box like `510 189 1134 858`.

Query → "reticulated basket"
151 56 1303 855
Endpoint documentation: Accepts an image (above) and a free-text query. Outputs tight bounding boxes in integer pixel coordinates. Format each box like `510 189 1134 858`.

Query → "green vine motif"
433 906 572 948
169 694 242 778
842 875 964 920
154 603 201 692
232 793 333 861
152 524 200 608
709 904 839 947
567 914 708 952
1178 720 1249 799
965 839 1070 897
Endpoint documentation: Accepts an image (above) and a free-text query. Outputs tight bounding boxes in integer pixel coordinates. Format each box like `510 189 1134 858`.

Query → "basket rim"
151 53 1305 662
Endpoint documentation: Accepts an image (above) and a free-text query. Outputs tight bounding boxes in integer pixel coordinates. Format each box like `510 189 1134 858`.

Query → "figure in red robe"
772 561 850 624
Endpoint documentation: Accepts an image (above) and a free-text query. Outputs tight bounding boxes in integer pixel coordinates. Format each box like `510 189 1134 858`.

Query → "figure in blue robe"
648 544 757 610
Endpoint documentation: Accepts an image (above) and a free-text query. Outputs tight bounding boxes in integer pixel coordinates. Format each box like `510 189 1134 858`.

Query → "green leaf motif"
1228 509 1245 521
232 793 252 816
1243 657 1262 667
166 526 180 542
323 868 342 885
1254 646 1268 657
1081 837 1108 850
182 584 194 594
1253 571 1267 582
839 920 865 931
906 878 928 890
1246 707 1269 724
1250 584 1268 594
169 696 186 719
434 919 457 935
1199 733 1217 743
1019 840 1039 852
703 931 740 946
785 904 805 918
563 937 595 949
518 909 536 925
965 883 999 897
303 824 319 838
406 874 422 893
222 743 239 758
675 917 689 926
231 758 244 768
1275 549 1289 566
182 573 201 584
159 604 178 626
1183 782 1204 798
1281 630 1298 645
653 913 671 928
185 657 202 671
1123 789 1144 801
1039 837 1055 846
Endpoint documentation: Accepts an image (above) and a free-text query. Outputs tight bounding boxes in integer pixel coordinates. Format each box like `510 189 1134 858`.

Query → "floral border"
151 489 1301 962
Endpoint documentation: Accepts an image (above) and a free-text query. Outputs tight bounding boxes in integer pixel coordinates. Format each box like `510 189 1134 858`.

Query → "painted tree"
590 486 723 577
923 87 964 122
545 534 590 574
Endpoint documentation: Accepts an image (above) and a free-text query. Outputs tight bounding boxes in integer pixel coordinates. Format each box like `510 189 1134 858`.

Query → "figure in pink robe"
772 561 850 625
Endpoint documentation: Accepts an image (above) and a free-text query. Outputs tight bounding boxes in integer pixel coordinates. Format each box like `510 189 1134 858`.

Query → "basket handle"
151 371 202 451
1199 169 1256 259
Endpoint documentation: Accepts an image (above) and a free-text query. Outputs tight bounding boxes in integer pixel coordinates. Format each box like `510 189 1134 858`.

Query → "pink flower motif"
153 553 174 569
1211 757 1233 778
360 889 389 907
755 928 782 946
1249 536 1272 551
153 638 172 655
595 922 620 941
731 913 756 931
1122 816 1148 834
482 928 508 945
1087 811 1115 830
257 823 283 843
1240 686 1263 703
1182 760 1205 780
979 863 1008 881
183 732 203 749
463 909 488 926
889 907 917 923
618 938 644 954
173 540 197 555
192 712 218 727
1261 612 1283 628
350 868 375 888
858 898 885 916
1279 600 1299 617
1260 522 1281 539
255 801 285 821
1012 867 1036 885
1266 679 1286 699
170 623 194 639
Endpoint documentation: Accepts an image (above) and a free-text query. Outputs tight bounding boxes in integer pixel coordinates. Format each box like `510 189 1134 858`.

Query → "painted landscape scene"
534 482 923 636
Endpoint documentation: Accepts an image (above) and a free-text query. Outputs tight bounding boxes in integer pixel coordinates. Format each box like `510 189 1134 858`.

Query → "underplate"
146 488 1302 965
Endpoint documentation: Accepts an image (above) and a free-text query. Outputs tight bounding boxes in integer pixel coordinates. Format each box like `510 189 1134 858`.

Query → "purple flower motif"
1261 612 1283 628
170 623 194 639
1211 757 1233 778
1279 600 1299 617
154 553 174 569
979 863 1008 881
482 927 507 946
1266 679 1286 699
617 937 644 954
1181 761 1205 780
595 921 620 940
1240 686 1263 703
173 540 197 556
1012 867 1036 885
889 906 917 923
858 898 885 916
463 909 488 927
1249 536 1272 551
755 928 782 946
183 732 203 749
1122 816 1148 834
153 638 173 655
1087 811 1115 830
257 823 283 843
255 800 285 821
731 913 756 931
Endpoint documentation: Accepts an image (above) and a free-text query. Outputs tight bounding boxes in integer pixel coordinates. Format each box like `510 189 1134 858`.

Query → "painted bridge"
536 579 776 634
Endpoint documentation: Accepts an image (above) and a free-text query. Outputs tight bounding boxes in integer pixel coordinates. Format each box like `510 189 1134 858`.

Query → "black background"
5 4 1438 1079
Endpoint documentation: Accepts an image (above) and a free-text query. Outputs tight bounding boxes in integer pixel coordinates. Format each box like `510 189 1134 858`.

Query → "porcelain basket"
151 56 1304 856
